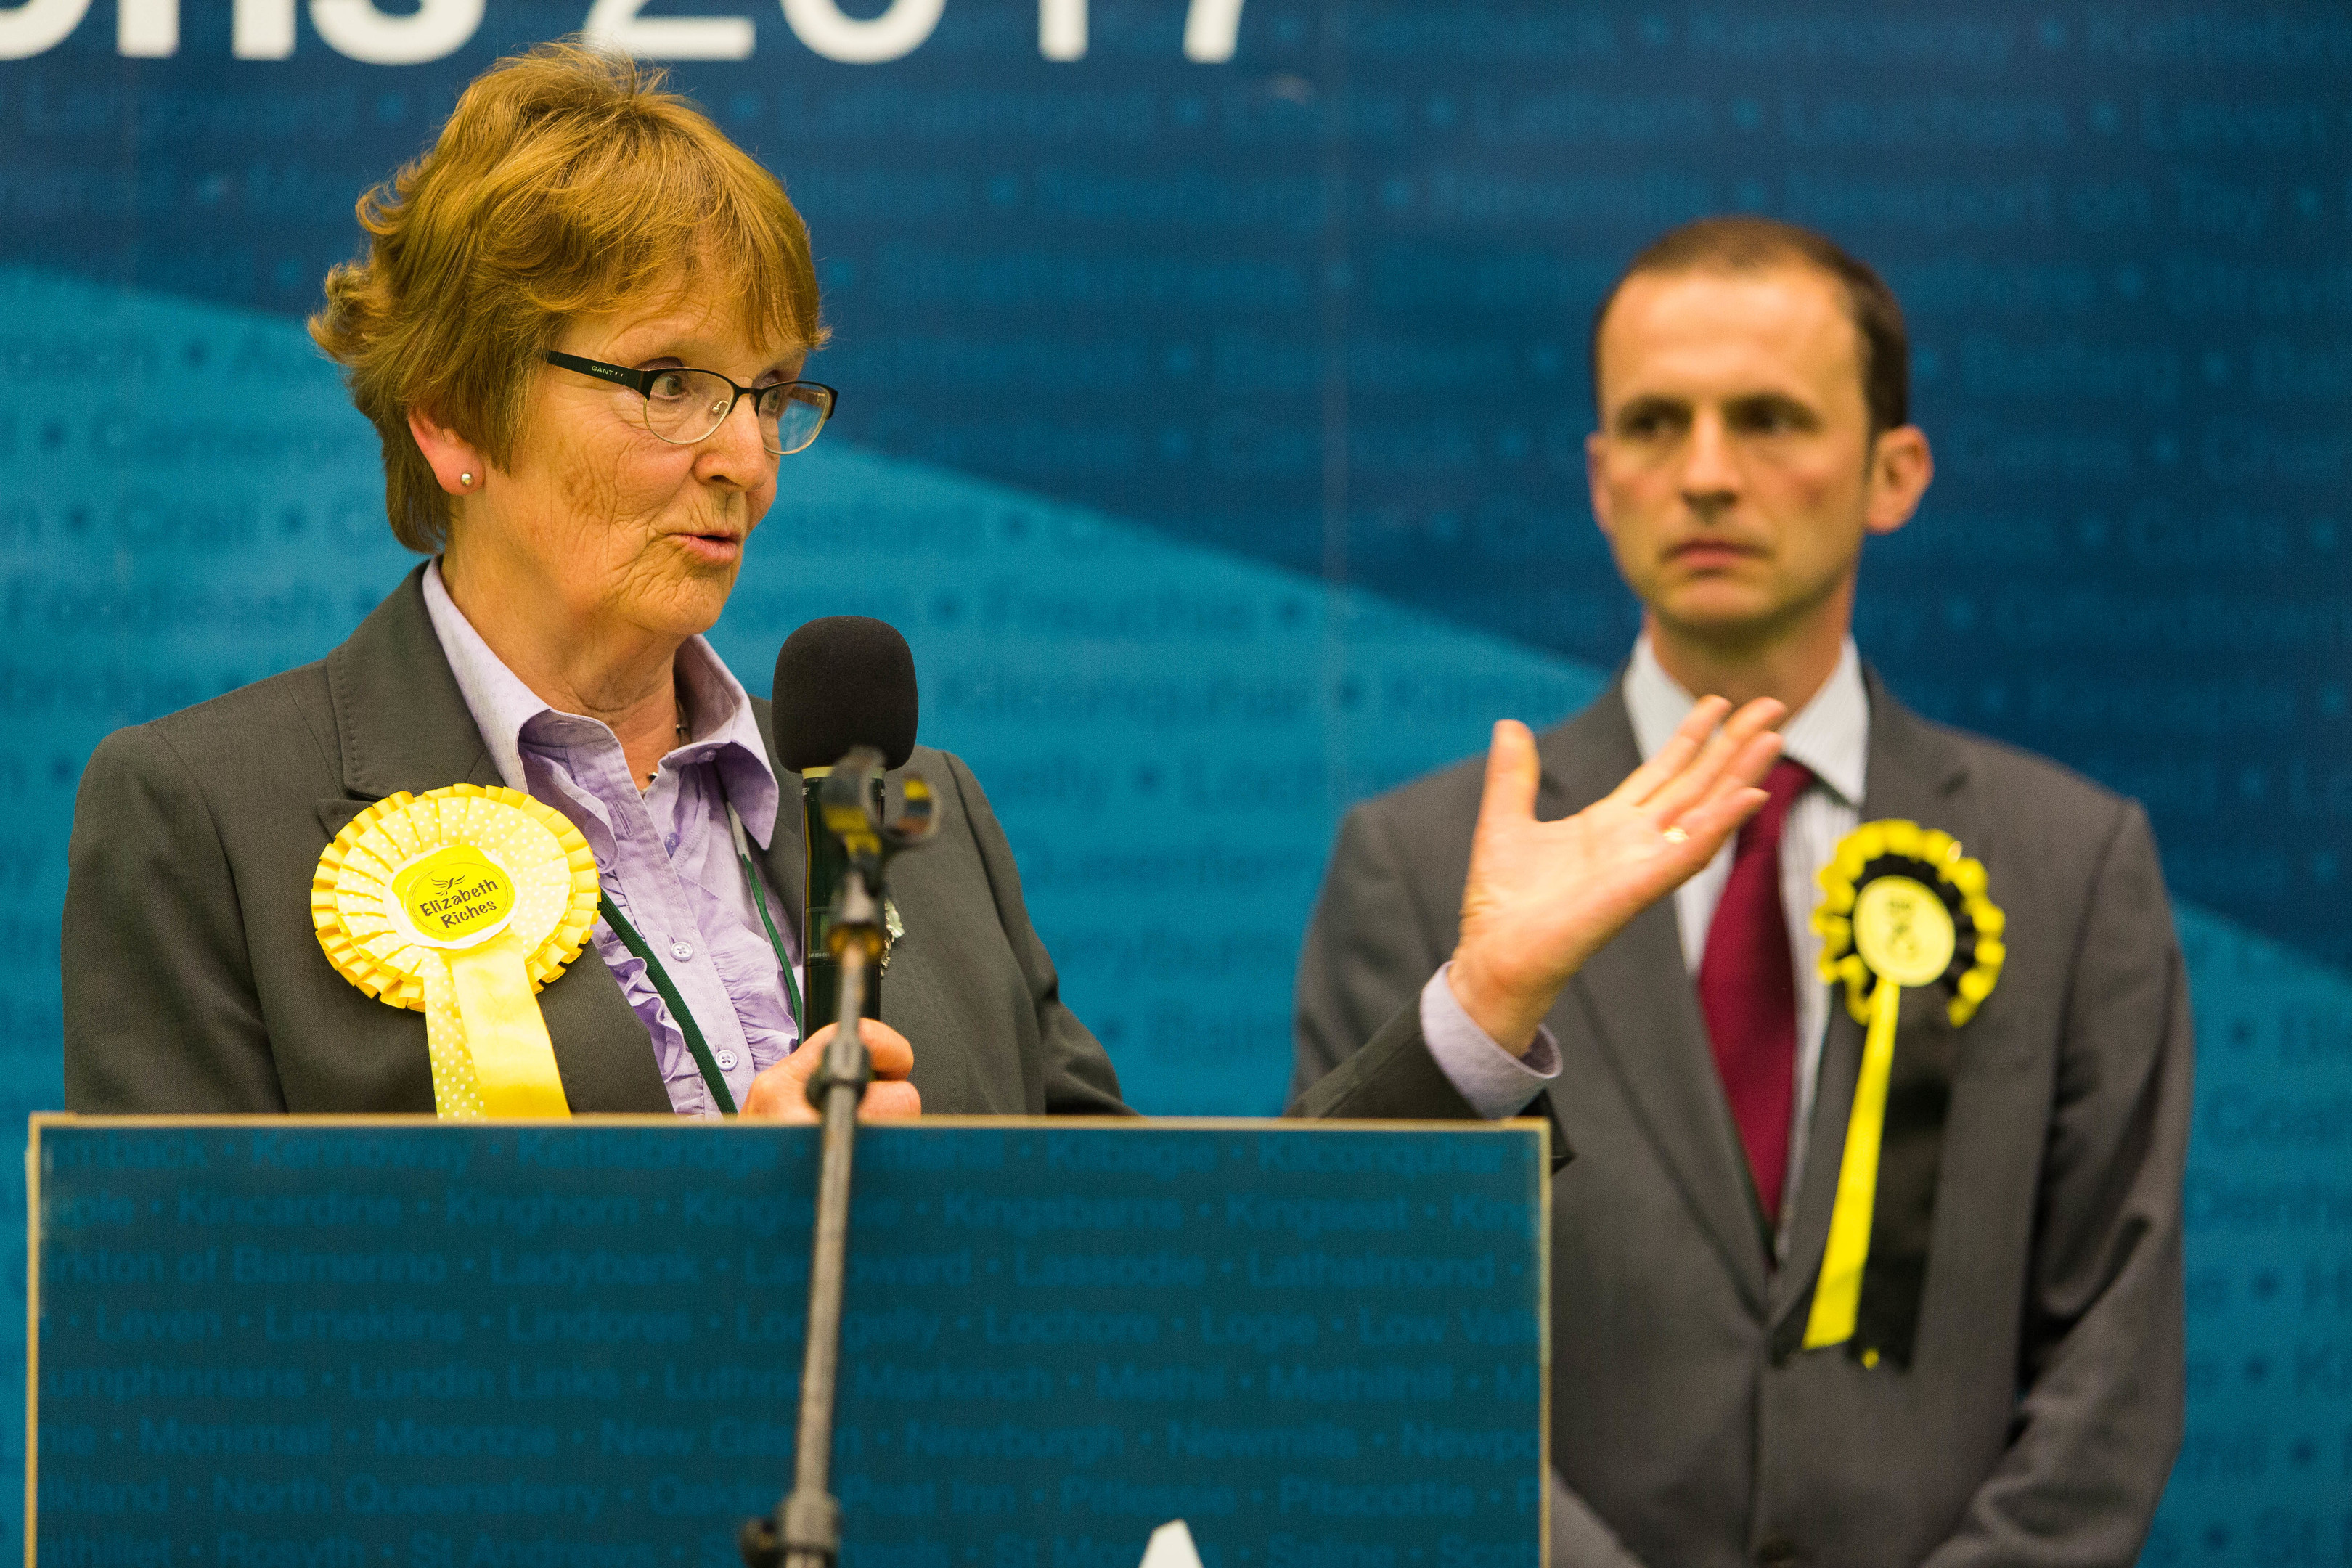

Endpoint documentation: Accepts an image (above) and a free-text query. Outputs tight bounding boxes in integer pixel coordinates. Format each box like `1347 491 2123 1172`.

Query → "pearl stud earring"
460 473 473 486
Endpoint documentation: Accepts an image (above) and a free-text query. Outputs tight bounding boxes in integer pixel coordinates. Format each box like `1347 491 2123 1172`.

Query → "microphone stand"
743 750 934 1568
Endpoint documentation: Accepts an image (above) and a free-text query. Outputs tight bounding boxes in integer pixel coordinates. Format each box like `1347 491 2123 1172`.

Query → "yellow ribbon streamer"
313 785 600 1119
1803 820 2004 1362
1802 973 1902 1356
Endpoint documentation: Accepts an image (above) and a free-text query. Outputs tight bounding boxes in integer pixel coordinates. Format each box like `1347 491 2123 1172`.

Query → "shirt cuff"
1418 962 1561 1120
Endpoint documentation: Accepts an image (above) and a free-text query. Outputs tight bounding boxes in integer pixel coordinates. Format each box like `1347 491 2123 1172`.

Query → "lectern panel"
29 1119 1545 1568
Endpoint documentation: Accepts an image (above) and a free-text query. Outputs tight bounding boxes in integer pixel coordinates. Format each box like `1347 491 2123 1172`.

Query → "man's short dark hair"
1590 216 1910 436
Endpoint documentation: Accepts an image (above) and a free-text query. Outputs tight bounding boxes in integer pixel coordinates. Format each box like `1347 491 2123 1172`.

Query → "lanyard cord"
727 804 805 1036
599 894 740 1116
596 804 803 1117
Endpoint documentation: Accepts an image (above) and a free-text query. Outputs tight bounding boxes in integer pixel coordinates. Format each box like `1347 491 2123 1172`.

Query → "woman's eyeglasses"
544 351 838 457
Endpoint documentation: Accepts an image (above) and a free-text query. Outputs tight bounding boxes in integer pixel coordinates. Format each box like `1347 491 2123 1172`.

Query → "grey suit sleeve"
1921 802 2192 1568
63 724 288 1112
1289 793 1573 1167
1289 1003 1477 1120
1291 801 1449 1104
1551 1471 1653 1568
938 751 1129 1116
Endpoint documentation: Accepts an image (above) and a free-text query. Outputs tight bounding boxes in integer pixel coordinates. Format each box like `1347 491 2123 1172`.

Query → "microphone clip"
802 744 934 1111
814 744 936 934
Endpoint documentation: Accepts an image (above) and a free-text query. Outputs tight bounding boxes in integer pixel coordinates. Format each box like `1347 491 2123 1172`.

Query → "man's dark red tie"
1696 758 1816 1226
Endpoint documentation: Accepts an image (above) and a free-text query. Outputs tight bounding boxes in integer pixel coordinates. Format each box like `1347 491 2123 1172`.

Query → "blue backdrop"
3 0 2349 1559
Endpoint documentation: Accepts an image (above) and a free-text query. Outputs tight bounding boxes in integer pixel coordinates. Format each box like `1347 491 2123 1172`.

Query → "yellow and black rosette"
312 784 601 1119
1800 820 2005 1365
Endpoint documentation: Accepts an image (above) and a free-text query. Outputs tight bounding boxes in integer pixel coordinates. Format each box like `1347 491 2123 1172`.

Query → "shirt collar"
419 558 781 846
1622 634 1869 809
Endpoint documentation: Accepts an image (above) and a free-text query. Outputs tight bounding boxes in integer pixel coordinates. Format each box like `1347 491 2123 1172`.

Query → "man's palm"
1450 696 1786 1052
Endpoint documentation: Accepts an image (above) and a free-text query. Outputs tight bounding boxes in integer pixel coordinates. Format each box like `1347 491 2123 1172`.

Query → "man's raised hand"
1447 696 1787 1053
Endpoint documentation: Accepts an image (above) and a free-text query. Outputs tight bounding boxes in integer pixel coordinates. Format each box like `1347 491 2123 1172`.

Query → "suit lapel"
321 566 671 1114
746 700 809 947
325 567 503 801
1771 671 1974 1327
1545 694 1776 1312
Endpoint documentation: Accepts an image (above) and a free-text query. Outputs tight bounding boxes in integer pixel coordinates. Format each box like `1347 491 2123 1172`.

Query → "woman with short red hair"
64 41 1111 1120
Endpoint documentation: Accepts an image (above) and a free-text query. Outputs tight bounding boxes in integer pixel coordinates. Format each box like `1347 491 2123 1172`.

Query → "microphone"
773 616 920 1031
746 619 934 1568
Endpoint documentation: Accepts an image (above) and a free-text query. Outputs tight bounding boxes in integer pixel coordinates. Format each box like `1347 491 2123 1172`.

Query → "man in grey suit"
1294 218 2192 1567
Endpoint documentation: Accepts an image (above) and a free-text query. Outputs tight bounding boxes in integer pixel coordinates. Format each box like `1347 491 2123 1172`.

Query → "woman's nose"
701 391 774 478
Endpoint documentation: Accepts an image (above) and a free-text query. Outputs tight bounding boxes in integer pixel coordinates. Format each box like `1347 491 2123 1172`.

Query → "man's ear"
1863 425 1933 537
407 406 489 497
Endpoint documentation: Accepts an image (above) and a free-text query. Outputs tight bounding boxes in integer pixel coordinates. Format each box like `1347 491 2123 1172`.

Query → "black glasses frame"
543 351 839 454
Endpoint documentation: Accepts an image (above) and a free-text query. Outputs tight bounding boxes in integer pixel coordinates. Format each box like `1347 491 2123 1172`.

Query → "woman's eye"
648 371 692 401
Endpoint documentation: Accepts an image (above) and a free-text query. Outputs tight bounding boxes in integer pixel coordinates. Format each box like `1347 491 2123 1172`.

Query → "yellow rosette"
1802 819 2005 1360
312 785 601 1119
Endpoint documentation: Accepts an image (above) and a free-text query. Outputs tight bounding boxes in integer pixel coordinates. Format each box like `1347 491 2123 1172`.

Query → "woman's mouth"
671 531 743 566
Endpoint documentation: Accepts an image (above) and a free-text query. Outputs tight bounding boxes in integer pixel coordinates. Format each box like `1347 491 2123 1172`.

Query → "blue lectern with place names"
26 1117 1548 1568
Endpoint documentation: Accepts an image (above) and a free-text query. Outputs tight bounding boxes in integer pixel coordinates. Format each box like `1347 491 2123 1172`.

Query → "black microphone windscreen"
773 616 920 772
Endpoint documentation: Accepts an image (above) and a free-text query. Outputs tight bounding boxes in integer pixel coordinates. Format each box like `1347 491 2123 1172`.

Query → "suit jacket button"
1757 1538 1800 1568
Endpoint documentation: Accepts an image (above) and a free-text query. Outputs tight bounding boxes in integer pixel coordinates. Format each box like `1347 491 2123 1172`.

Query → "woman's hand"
740 1021 924 1121
1448 695 1787 1055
